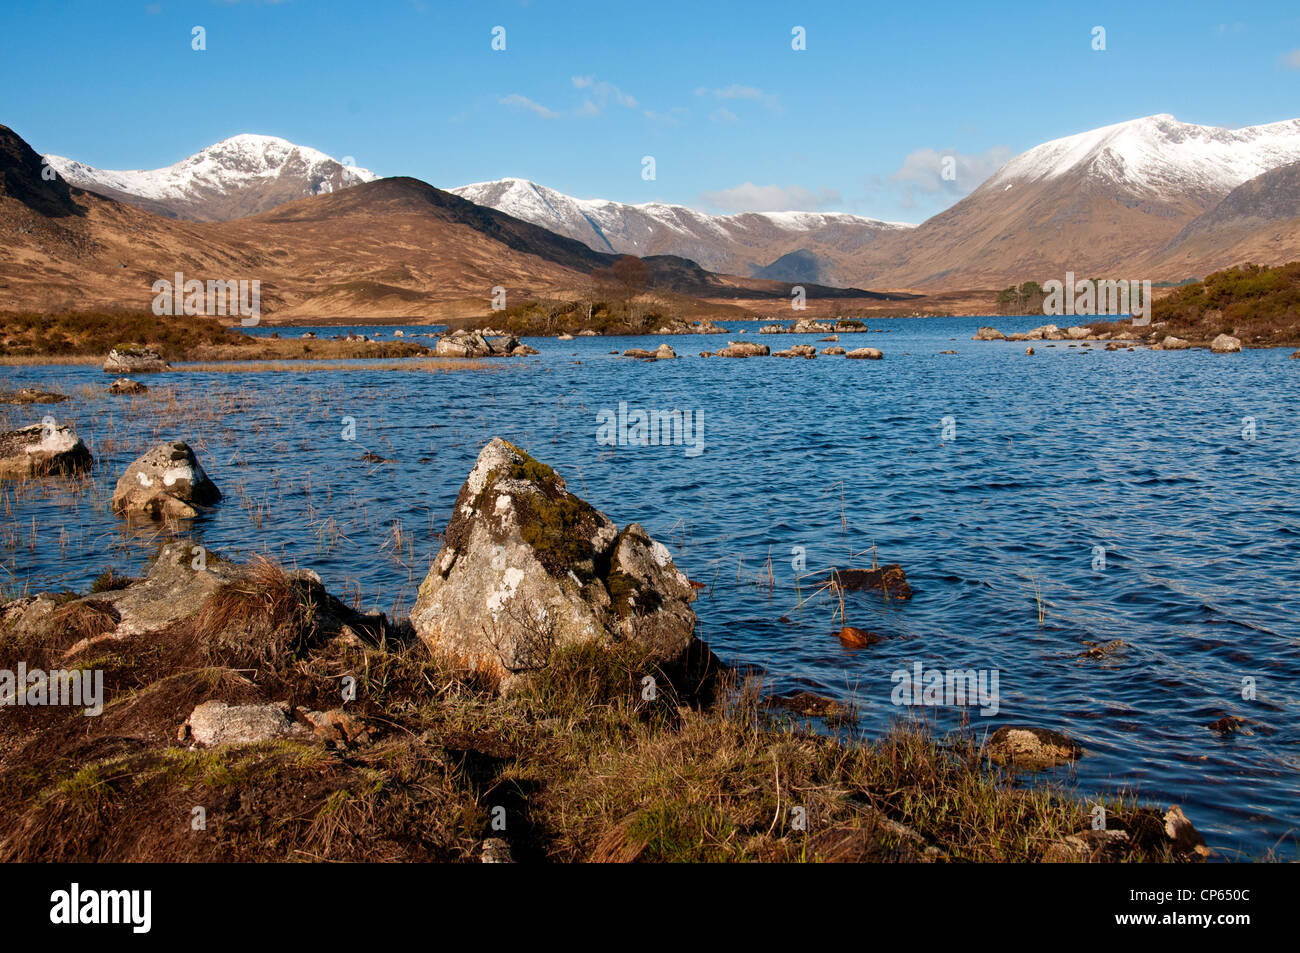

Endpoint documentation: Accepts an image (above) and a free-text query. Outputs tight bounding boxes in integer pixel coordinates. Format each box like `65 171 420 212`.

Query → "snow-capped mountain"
845 113 1300 289
986 114 1300 199
44 134 377 222
450 177 912 284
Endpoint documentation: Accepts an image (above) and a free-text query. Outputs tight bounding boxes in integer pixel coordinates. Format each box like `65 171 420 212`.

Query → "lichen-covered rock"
1157 335 1192 351
773 344 817 359
107 377 148 395
410 438 703 686
973 327 1006 341
654 343 677 360
846 347 884 360
1210 333 1242 353
716 342 769 358
985 725 1082 770
103 345 169 374
0 423 92 480
183 700 305 747
111 441 220 519
820 346 846 355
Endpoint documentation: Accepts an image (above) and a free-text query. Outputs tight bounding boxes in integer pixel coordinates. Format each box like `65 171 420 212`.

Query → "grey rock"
111 441 220 519
0 423 92 480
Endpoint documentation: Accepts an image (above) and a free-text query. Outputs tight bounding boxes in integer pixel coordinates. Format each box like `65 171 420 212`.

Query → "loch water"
3 315 1298 859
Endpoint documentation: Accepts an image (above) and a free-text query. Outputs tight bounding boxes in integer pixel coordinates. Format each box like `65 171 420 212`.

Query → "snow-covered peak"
987 113 1300 196
44 134 377 204
451 177 909 237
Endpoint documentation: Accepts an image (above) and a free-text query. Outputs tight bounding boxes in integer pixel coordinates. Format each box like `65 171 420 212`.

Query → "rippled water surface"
3 316 1298 859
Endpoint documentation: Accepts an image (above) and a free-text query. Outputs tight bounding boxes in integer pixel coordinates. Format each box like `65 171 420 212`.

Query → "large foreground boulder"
410 438 708 688
112 441 221 519
0 423 92 479
1210 333 1242 353
103 345 169 374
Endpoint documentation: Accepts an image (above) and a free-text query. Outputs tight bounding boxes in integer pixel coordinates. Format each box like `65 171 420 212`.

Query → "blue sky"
3 0 1299 223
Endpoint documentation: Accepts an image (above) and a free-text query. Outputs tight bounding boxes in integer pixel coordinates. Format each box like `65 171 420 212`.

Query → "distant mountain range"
2 124 887 321
449 177 913 285
44 135 378 222
18 113 1300 298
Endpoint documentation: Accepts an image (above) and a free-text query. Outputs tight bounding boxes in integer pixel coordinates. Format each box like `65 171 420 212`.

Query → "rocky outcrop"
651 318 725 335
1155 335 1192 351
1210 333 1242 353
984 726 1082 770
820 346 846 355
759 320 869 335
410 438 709 689
654 343 676 360
102 345 169 374
435 330 524 359
1042 805 1210 862
107 378 148 395
0 423 92 480
846 347 884 360
773 344 817 359
973 327 1007 341
111 441 221 519
717 342 769 358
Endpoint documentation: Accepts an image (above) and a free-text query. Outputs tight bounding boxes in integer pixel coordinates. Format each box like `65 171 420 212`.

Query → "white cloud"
710 107 738 123
571 75 638 115
889 146 1011 207
643 107 690 125
699 182 841 213
499 94 560 119
695 84 780 110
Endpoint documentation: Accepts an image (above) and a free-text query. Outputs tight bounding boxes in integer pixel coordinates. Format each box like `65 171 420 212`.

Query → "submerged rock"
984 725 1082 770
0 388 68 405
107 377 148 395
824 565 911 599
112 441 221 519
410 438 709 688
0 423 92 480
103 345 169 374
836 626 882 648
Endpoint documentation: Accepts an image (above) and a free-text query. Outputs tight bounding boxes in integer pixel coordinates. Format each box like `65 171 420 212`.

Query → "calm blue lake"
3 315 1298 860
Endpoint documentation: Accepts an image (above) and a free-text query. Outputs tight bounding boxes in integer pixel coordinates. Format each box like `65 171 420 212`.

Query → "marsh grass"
0 548 1207 862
